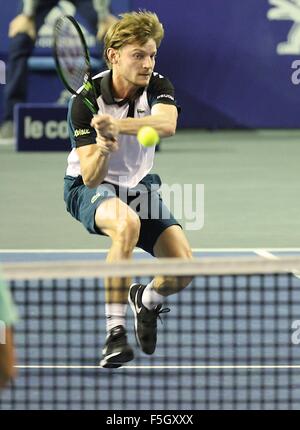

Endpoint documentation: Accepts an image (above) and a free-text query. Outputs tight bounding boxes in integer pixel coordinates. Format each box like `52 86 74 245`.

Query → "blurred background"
1 0 300 249
2 1 300 411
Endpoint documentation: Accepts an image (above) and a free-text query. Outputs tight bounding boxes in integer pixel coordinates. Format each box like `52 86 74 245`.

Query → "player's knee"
113 214 141 250
183 246 193 260
175 245 193 260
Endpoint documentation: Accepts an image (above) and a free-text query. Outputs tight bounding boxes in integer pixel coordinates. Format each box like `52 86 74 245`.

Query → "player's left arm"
91 74 179 137
91 104 178 138
119 103 177 136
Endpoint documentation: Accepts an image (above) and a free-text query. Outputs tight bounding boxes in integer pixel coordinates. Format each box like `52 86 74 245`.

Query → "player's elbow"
82 170 106 189
164 117 177 137
164 123 176 137
83 176 101 189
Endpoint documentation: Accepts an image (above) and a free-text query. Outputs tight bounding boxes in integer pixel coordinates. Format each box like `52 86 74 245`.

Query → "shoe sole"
100 348 134 369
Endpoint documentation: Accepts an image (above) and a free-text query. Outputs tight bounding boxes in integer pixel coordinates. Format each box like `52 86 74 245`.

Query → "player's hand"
97 14 118 41
91 114 119 141
96 134 119 155
8 14 36 40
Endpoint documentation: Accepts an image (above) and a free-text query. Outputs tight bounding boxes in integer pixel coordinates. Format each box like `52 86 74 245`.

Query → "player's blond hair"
104 11 164 68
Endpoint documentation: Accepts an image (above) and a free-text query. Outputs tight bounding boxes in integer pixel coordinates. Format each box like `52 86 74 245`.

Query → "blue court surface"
1 248 300 410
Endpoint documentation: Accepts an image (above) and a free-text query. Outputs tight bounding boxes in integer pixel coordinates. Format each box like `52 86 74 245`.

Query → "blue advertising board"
131 0 300 128
1 0 300 129
16 104 69 151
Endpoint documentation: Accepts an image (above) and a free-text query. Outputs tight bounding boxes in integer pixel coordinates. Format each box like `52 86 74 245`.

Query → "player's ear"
107 48 119 65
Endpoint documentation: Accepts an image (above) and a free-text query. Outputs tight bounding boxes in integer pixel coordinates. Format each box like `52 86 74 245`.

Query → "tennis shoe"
128 283 170 355
100 325 134 368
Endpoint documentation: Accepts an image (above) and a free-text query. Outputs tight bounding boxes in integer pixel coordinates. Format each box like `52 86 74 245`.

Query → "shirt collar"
100 70 146 106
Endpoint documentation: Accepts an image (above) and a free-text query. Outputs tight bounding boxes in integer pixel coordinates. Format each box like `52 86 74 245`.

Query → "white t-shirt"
66 70 179 188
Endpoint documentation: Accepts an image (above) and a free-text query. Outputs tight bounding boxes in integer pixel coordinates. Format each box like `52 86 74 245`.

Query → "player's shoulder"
147 72 175 93
146 72 176 106
92 69 110 94
71 69 109 105
69 69 109 115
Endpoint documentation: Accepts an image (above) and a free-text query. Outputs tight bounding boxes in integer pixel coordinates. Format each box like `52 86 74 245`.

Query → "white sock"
141 280 164 310
105 303 127 333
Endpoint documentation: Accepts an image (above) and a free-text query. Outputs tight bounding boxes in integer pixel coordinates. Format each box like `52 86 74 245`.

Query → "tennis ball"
137 126 159 147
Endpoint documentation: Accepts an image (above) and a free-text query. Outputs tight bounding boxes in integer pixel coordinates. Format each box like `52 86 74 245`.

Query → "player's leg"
64 177 139 367
128 187 193 354
1 1 57 137
95 196 141 367
151 225 193 295
95 196 141 304
1 33 35 132
129 226 193 355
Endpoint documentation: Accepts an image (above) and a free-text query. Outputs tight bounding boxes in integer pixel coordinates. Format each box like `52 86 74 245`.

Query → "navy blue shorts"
64 174 181 256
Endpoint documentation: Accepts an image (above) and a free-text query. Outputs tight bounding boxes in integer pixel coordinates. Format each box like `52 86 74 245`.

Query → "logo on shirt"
91 192 101 204
74 128 91 137
91 190 109 204
157 94 174 101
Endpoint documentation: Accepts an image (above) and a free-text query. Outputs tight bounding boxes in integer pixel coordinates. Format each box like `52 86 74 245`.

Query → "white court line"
0 249 143 254
14 365 300 370
254 250 279 260
2 248 300 254
253 249 300 279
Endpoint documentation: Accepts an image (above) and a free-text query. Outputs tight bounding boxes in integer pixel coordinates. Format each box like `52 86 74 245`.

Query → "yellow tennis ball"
137 126 159 147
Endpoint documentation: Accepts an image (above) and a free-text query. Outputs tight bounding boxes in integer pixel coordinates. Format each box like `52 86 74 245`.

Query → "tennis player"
64 11 193 368
0 275 18 388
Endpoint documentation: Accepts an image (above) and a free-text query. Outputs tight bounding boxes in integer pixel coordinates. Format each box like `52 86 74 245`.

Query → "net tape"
3 256 300 280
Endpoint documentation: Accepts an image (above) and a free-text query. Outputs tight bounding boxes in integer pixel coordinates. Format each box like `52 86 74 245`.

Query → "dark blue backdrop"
1 0 299 128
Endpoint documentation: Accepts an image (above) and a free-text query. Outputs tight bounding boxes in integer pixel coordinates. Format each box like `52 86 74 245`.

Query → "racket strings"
55 17 88 93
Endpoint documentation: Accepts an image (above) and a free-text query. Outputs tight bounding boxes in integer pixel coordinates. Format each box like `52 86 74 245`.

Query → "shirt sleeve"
0 277 18 326
68 95 97 148
147 74 181 113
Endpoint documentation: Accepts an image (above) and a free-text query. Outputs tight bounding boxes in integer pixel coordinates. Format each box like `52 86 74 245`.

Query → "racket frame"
53 15 98 114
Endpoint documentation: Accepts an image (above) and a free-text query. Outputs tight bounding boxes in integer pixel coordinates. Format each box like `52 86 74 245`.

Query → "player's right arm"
70 97 118 188
77 136 118 188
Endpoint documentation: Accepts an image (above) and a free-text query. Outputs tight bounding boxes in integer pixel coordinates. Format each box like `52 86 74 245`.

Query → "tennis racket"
53 15 115 141
53 15 98 114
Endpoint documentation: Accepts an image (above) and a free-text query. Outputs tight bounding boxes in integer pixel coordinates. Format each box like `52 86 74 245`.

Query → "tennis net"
1 256 300 410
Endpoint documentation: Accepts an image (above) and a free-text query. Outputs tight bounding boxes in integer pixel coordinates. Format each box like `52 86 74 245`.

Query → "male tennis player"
64 11 193 368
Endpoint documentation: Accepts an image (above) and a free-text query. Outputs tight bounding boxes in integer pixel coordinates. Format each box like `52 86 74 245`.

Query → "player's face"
115 39 157 87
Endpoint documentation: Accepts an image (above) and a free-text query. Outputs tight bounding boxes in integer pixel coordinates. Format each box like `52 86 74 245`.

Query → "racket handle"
102 132 117 141
95 129 116 141
93 114 117 141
